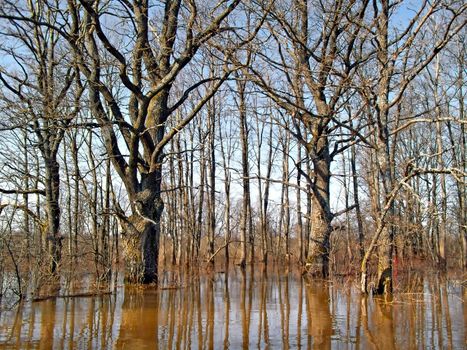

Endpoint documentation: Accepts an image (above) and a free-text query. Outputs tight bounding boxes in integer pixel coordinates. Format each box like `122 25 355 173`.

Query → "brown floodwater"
0 268 465 349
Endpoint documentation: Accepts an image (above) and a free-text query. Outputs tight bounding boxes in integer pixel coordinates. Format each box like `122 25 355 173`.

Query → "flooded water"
0 268 465 349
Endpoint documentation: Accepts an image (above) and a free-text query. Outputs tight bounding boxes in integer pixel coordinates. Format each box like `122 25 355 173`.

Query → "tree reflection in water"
0 269 464 349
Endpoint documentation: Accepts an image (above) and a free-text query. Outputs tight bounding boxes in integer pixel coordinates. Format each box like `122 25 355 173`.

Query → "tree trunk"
238 80 251 268
218 117 232 265
306 135 333 278
101 157 111 277
351 142 364 264
374 129 395 295
262 125 274 264
196 126 206 260
208 103 216 264
86 131 100 272
281 131 290 262
374 0 394 294
44 156 62 274
453 42 466 269
223 174 231 264
176 138 186 265
168 139 178 265
121 171 163 284
22 131 31 263
297 144 304 264
71 133 80 261
63 136 73 263
342 143 353 264
434 57 447 269
304 155 312 261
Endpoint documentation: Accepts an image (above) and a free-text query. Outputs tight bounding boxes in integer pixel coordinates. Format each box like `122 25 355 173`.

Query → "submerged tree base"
120 213 161 285
375 268 393 295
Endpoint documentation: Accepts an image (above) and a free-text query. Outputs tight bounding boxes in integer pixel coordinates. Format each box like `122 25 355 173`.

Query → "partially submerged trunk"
44 156 62 274
368 0 394 295
218 116 232 265
351 141 365 263
121 215 161 284
296 145 304 264
306 185 333 277
196 129 206 260
375 226 393 294
374 131 395 294
207 103 216 264
280 131 291 261
238 80 251 268
120 171 164 284
305 129 333 278
261 131 274 264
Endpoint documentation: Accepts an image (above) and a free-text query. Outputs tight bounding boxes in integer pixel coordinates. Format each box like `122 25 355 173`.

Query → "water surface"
0 268 465 349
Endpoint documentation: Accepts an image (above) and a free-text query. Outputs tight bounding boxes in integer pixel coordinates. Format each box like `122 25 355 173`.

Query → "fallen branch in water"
32 290 113 302
159 285 185 290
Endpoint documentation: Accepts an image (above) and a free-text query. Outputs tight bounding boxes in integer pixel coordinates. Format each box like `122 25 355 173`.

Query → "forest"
0 0 465 305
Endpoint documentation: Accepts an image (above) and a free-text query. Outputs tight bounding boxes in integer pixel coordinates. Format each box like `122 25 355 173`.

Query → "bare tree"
249 0 371 277
0 1 83 273
237 77 253 268
359 0 466 293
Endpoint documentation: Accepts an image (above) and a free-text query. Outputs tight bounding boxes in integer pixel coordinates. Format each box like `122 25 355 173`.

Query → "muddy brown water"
0 268 465 349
